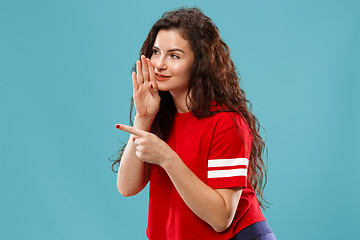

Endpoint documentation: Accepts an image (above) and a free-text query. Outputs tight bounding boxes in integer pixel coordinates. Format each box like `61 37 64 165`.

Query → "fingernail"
115 124 121 129
132 136 139 142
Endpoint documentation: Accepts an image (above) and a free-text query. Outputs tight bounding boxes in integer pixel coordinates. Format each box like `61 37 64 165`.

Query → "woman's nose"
152 56 167 71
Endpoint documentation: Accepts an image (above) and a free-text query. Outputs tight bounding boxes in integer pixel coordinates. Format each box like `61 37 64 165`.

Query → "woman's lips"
155 73 171 81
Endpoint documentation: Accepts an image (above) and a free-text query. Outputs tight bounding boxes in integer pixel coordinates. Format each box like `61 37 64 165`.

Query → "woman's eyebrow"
153 45 185 53
167 48 184 53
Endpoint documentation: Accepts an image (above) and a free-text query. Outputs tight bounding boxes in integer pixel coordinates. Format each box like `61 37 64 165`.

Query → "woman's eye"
171 54 179 59
153 49 160 55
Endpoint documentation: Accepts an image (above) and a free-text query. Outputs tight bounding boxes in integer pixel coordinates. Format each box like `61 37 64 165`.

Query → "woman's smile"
155 73 171 81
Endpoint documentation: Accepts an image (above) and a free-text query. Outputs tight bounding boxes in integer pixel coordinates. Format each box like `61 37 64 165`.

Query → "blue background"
1 0 359 239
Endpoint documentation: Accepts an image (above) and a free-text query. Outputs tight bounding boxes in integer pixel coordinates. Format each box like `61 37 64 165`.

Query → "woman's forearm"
160 156 242 232
116 116 153 196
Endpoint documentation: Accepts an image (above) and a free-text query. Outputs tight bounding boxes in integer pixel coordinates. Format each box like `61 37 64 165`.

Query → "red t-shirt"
146 109 265 240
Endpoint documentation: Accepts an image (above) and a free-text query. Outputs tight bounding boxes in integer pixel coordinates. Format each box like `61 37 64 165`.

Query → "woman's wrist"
160 152 181 172
133 114 155 131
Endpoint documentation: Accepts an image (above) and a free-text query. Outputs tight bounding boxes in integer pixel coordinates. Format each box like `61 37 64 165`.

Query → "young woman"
113 7 276 240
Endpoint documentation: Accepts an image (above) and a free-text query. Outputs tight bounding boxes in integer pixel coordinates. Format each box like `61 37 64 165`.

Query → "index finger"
147 58 158 90
115 124 148 137
141 55 149 82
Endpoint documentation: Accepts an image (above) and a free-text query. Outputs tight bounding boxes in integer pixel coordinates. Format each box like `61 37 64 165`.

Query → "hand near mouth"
132 55 161 123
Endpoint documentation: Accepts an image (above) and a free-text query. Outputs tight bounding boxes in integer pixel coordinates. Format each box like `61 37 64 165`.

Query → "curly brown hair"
111 7 268 208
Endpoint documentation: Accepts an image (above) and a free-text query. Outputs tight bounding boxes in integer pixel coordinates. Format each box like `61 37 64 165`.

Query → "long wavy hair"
111 7 268 208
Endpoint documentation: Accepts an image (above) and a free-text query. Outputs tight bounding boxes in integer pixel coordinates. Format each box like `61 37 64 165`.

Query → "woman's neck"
170 90 191 113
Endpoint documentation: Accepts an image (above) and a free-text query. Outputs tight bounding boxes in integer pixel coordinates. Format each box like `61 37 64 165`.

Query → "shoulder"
210 110 250 133
209 102 248 126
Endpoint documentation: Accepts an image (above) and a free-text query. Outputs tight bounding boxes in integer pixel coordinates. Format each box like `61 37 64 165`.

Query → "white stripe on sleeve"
208 158 249 168
208 168 247 179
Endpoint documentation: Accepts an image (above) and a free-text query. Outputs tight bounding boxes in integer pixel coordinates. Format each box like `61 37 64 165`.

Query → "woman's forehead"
153 29 191 52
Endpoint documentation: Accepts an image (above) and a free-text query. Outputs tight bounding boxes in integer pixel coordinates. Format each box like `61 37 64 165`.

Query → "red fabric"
146 109 266 240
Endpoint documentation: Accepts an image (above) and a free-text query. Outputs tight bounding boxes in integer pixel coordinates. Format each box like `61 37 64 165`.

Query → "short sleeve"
207 112 252 189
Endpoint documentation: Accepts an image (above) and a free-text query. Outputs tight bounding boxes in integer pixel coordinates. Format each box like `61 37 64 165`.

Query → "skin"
150 29 195 112
116 29 243 233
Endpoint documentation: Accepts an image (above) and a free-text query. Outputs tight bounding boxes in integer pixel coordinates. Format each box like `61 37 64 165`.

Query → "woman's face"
150 29 195 96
